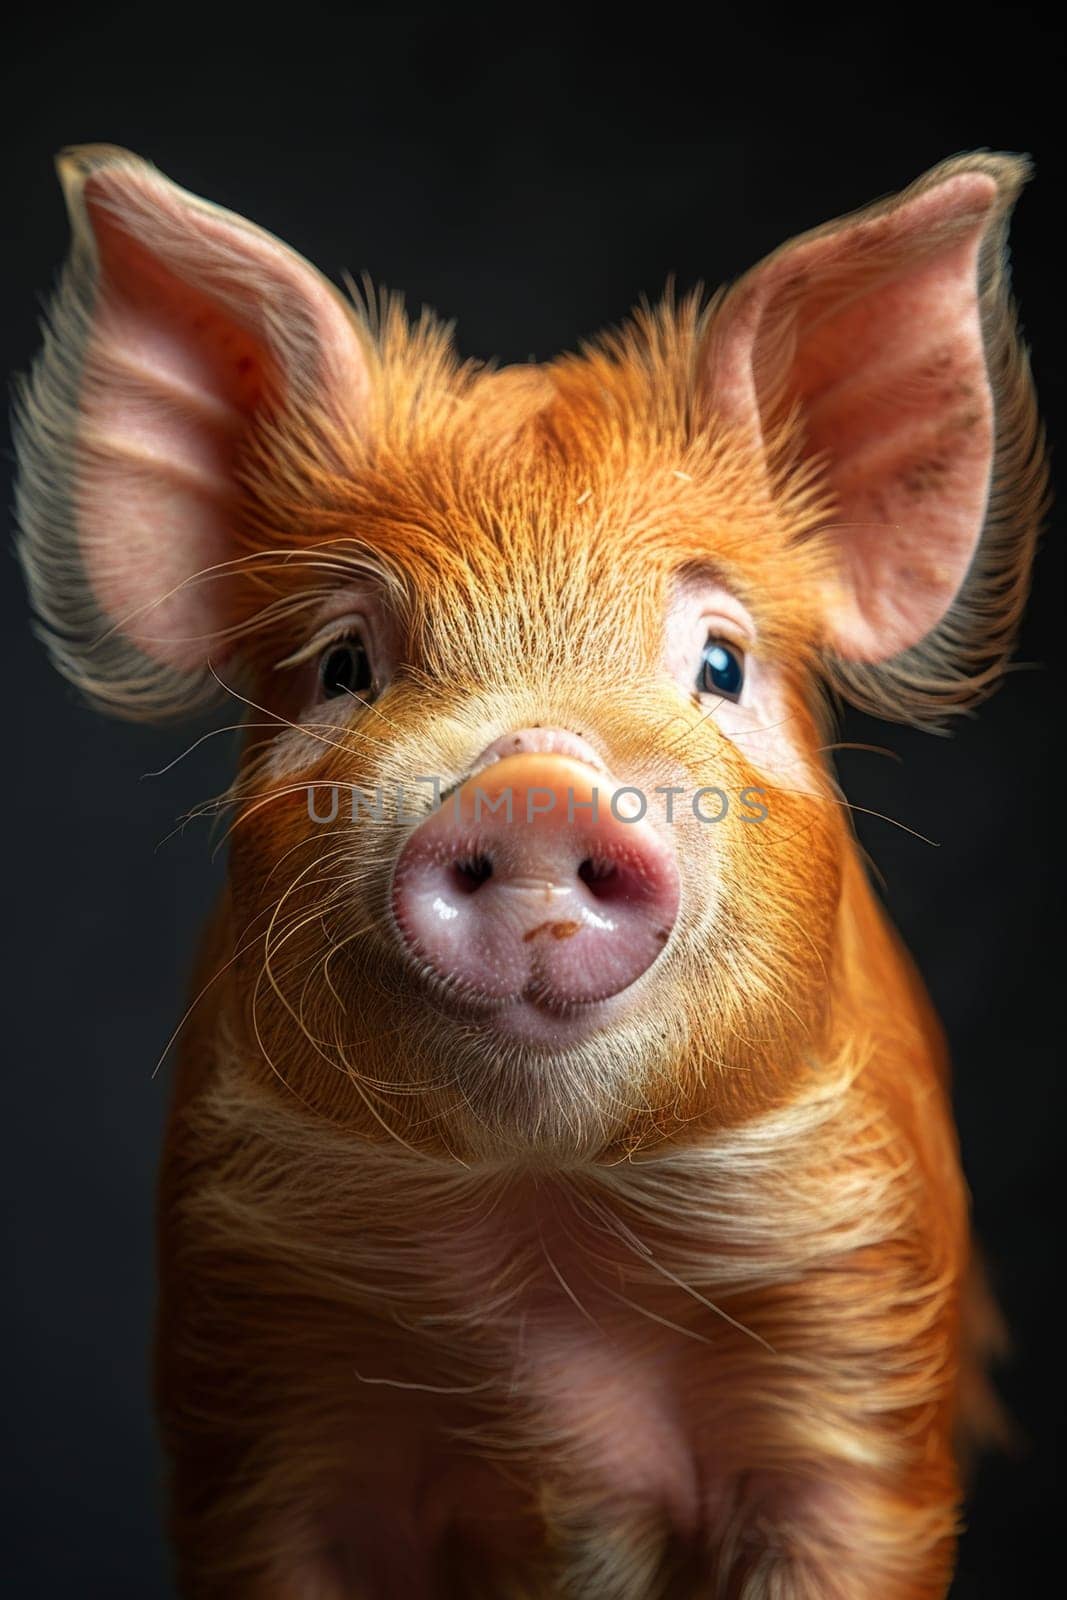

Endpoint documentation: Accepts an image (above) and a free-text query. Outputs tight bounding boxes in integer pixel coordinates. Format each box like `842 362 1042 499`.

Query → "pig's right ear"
698 153 1047 725
13 146 371 719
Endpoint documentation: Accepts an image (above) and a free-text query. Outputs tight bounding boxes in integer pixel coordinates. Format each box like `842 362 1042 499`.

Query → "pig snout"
391 734 680 1017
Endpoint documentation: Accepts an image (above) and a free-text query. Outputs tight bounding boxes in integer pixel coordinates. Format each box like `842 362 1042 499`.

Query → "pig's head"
15 146 1042 1159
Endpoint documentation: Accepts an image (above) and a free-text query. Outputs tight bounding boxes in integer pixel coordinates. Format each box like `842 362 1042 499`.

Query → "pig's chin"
404 977 671 1150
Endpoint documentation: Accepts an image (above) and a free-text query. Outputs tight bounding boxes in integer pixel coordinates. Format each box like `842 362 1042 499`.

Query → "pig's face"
16 148 1041 1159
224 342 844 1153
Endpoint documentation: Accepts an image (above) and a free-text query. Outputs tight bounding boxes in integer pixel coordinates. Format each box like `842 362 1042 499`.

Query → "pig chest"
326 1170 773 1581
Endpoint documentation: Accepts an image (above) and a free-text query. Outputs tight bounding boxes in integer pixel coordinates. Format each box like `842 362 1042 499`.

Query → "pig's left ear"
700 153 1047 723
14 145 372 719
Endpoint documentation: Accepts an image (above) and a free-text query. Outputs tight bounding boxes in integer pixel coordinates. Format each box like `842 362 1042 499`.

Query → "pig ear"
699 153 1046 724
14 145 372 718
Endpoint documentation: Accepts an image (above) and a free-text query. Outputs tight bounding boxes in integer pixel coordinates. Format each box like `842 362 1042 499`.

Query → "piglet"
14 145 1044 1598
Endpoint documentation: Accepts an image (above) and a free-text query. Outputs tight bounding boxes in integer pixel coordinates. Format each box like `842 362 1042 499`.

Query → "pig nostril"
393 758 682 1014
578 857 622 902
450 854 493 894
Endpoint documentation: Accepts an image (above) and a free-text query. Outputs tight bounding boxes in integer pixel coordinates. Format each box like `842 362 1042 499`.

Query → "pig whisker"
150 863 365 1083
535 1199 601 1329
176 774 384 835
153 778 369 857
581 1191 775 1352
265 918 357 1016
724 991 808 1057
770 908 829 991
150 896 289 1079
657 704 806 770
658 704 727 756
261 854 358 1004
86 541 391 655
853 841 889 896
213 788 322 860
271 901 362 1051
241 713 400 770
251 927 407 1134
540 1242 601 1329
812 518 906 535
247 914 325 1114
761 784 940 847
319 926 354 1017
142 721 288 779
145 698 400 806
318 982 441 1099
288 920 429 1075
816 741 903 763
201 782 380 861
208 665 372 761
723 716 804 741
323 1065 430 1157
256 861 457 1107
259 828 358 890
598 1285 712 1346
335 681 411 740
352 1370 496 1395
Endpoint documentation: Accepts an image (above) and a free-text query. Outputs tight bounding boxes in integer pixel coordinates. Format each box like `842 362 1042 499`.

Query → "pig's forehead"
251 338 834 646
324 441 829 645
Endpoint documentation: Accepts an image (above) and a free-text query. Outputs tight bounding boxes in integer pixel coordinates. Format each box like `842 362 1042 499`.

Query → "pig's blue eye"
699 639 745 701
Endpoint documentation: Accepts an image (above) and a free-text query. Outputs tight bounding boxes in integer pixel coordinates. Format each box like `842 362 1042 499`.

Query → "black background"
2 10 1062 1596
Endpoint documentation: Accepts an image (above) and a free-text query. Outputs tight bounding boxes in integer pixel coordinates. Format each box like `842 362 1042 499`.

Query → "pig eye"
698 638 745 701
319 635 374 700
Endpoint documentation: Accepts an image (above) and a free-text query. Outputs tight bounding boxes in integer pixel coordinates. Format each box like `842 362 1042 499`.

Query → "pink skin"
391 730 680 1031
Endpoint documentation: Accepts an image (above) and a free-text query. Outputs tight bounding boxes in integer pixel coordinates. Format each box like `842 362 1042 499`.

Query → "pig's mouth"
385 908 680 1064
400 959 647 1051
